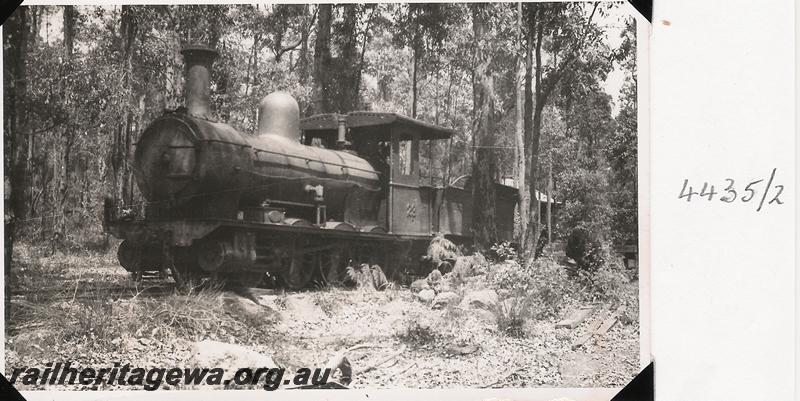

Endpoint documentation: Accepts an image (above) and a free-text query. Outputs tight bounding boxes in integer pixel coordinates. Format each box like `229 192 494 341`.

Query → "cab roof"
301 112 456 141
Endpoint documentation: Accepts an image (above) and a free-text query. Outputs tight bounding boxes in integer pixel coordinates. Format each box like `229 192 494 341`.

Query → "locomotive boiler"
105 44 519 289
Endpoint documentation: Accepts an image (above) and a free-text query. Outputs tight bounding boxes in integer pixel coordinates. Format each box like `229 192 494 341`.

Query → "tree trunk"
5 7 31 225
54 5 78 248
469 4 498 250
547 159 552 244
520 5 536 251
514 2 528 244
4 7 31 318
297 5 311 88
249 31 261 125
113 5 136 206
64 6 76 53
312 4 332 113
411 46 418 118
336 4 360 112
524 17 546 258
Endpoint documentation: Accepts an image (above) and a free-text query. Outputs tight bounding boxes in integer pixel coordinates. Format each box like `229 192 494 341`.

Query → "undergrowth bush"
492 296 532 337
566 228 611 273
397 319 439 344
489 241 518 262
486 257 579 335
426 233 460 266
572 252 630 300
574 257 638 325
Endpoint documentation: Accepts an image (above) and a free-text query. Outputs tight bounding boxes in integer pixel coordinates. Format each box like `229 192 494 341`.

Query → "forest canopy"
3 3 637 259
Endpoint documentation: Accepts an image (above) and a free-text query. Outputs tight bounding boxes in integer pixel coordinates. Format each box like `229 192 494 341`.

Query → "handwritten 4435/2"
679 168 785 212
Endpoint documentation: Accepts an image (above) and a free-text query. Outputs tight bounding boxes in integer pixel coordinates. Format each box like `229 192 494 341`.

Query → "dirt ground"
5 246 640 390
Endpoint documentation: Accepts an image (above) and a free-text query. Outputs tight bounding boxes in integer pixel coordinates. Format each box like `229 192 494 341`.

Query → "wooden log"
571 318 604 350
355 345 407 375
597 317 618 335
556 304 598 329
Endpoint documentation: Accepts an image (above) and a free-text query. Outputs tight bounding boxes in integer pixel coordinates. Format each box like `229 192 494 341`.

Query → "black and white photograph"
3 0 645 395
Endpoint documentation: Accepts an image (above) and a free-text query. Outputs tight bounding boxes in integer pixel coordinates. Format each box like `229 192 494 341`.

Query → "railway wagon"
104 44 518 289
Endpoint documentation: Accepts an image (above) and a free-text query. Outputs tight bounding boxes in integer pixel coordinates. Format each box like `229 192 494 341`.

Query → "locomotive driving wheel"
278 239 317 290
166 245 208 293
173 262 207 291
318 247 347 286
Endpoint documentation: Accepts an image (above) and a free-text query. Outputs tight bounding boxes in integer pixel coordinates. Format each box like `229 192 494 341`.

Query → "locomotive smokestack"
257 91 301 141
180 44 218 118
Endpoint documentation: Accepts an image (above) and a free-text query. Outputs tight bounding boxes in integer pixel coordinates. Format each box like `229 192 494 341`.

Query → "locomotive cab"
299 112 488 240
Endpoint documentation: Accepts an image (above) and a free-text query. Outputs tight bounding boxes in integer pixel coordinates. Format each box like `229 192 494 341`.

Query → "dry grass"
6 240 640 389
492 296 533 337
7 243 280 368
397 319 440 345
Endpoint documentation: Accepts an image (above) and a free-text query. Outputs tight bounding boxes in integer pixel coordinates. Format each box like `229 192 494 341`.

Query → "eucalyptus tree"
519 1 611 257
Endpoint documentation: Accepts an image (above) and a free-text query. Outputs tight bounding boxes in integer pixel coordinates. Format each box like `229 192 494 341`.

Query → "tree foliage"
3 3 637 263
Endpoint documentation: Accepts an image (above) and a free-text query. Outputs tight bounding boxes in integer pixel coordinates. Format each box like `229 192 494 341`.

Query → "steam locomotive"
104 45 518 289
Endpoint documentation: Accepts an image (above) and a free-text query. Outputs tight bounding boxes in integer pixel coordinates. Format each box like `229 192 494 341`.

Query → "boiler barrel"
133 113 380 218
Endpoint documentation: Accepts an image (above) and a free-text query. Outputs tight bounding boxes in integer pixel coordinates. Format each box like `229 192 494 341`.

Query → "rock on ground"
459 289 499 310
426 269 443 285
431 291 460 309
410 279 430 292
190 340 277 370
417 289 436 303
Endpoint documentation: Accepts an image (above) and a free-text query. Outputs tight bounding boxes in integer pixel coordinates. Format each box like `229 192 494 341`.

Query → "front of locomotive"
132 46 251 217
133 115 251 218
105 45 251 272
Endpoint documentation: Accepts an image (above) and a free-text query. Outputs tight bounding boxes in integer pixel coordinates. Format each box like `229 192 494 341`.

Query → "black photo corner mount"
626 0 652 22
0 373 27 401
0 0 22 26
611 361 654 401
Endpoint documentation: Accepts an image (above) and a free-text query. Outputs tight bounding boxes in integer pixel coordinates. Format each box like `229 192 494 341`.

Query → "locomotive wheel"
173 262 207 293
279 249 317 290
117 240 143 273
318 249 346 286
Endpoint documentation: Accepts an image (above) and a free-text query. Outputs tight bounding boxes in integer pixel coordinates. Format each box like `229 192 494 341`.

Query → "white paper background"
651 0 796 400
5 1 646 400
2 0 797 400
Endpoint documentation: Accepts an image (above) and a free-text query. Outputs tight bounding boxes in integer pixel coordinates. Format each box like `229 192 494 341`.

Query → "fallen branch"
345 343 384 353
395 362 417 377
355 344 407 375
480 367 526 388
322 342 398 387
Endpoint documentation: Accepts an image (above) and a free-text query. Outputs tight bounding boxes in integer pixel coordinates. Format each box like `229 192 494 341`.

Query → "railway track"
8 271 292 304
10 274 177 304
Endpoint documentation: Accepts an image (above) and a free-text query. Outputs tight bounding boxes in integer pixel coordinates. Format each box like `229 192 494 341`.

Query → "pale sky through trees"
35 2 635 115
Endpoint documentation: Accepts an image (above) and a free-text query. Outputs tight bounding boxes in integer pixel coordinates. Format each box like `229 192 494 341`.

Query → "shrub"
492 296 532 337
426 233 460 266
619 298 639 326
397 319 438 344
529 259 576 319
487 260 530 294
572 252 635 309
557 167 614 242
450 252 489 283
489 241 518 262
566 228 618 273
486 258 577 334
